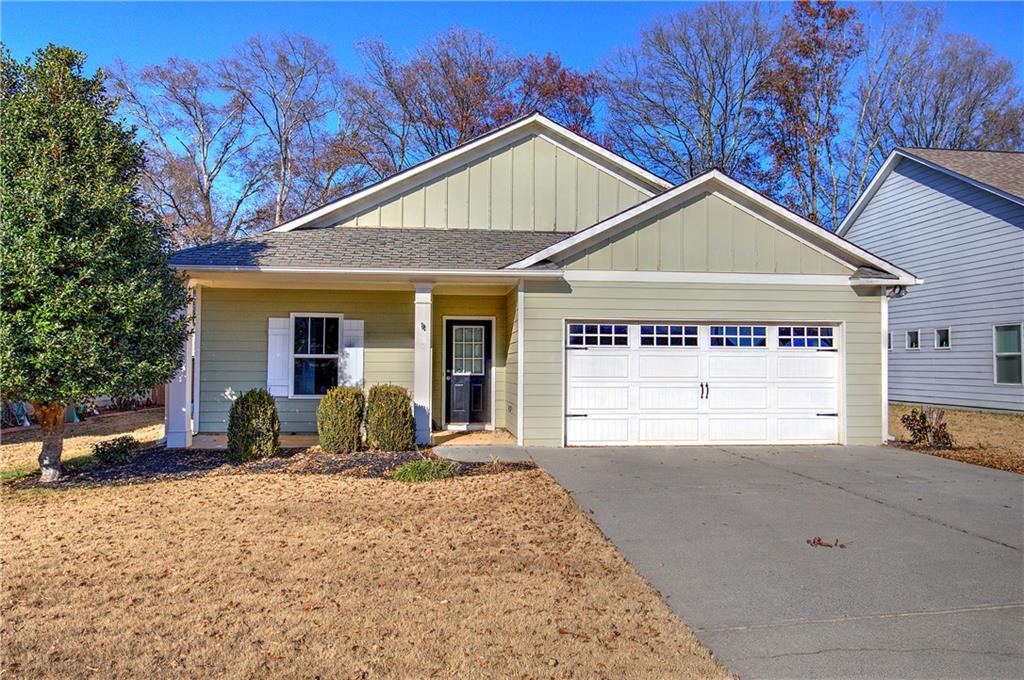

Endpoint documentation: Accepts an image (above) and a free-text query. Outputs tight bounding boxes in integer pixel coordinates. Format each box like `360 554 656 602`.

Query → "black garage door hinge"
816 412 839 417
565 414 588 418
817 348 838 352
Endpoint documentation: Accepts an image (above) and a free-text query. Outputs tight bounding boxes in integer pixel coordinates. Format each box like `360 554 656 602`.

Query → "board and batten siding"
561 192 852 275
519 281 884 446
199 288 414 433
339 134 647 232
431 294 509 430
844 158 1024 411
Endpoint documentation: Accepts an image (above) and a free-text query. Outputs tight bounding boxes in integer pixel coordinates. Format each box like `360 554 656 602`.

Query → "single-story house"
840 148 1023 412
165 112 919 448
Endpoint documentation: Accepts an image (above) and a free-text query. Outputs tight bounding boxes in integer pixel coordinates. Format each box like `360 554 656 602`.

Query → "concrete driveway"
529 445 1023 679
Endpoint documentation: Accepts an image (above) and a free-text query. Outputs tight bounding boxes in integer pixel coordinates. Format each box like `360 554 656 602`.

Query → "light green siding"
198 288 414 434
340 134 648 232
561 193 852 274
431 295 509 429
504 288 519 438
519 280 884 446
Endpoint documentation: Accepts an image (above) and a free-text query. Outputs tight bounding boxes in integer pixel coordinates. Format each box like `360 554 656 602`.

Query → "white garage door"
565 322 840 446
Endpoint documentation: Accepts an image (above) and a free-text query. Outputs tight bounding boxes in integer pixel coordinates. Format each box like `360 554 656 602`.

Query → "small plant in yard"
901 406 954 449
393 459 461 482
91 436 140 466
317 387 364 454
227 389 280 463
365 384 415 451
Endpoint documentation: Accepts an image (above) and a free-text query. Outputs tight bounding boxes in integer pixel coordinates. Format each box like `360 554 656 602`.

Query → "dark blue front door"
445 320 491 424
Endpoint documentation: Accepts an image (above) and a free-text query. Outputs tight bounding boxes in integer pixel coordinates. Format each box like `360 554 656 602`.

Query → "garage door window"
640 324 698 347
710 325 767 348
778 326 835 349
568 323 628 347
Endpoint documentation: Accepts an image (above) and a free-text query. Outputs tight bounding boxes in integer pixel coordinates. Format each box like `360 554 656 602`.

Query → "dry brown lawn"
1 469 728 679
890 403 1024 473
0 410 163 476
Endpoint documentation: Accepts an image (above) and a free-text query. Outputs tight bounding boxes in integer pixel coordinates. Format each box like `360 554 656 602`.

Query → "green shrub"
366 384 415 451
317 386 365 454
91 435 139 465
227 388 280 463
393 459 461 482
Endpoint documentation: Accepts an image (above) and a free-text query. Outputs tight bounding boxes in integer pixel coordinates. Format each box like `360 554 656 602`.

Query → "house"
164 113 918 449
840 149 1024 413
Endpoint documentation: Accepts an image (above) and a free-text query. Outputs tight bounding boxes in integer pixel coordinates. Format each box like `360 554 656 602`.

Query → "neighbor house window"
778 326 835 349
292 315 341 396
640 324 698 347
994 324 1022 385
934 328 951 350
710 325 767 348
567 323 628 347
905 330 920 350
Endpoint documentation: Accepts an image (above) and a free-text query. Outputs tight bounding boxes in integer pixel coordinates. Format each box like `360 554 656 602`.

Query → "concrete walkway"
528 445 1023 679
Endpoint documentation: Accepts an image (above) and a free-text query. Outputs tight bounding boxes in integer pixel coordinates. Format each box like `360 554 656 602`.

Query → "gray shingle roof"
168 227 571 270
901 148 1024 200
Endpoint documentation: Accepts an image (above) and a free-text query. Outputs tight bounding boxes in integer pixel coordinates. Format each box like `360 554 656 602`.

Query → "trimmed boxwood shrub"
317 386 365 454
92 435 139 466
227 388 280 463
366 384 415 451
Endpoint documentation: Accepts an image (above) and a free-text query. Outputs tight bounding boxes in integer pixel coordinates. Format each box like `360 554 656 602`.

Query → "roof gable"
274 113 672 233
839 149 1024 235
509 170 919 285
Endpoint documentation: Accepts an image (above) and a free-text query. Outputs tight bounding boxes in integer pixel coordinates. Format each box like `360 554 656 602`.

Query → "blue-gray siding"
845 158 1024 412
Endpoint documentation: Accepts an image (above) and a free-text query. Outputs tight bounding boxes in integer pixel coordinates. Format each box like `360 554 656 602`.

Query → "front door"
445 320 491 424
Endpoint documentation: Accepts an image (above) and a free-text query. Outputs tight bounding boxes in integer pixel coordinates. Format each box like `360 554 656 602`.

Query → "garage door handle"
565 414 588 418
816 412 838 417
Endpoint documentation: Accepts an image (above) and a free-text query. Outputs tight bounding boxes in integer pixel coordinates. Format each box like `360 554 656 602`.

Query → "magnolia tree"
0 45 190 482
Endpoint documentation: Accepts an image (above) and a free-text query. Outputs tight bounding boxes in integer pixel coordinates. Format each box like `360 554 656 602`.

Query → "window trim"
905 330 920 351
993 323 1023 386
288 312 344 399
934 328 951 350
709 325 768 349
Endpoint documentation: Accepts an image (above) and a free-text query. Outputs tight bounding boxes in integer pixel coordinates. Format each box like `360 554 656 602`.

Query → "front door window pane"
454 326 485 375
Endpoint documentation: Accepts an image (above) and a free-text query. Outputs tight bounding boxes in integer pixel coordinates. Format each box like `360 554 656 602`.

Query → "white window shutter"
267 317 290 396
341 320 364 387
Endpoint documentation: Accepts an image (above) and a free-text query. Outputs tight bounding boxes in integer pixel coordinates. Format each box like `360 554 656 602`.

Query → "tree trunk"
31 402 66 483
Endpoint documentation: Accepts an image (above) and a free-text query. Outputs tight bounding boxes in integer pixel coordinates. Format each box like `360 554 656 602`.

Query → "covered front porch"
165 267 554 449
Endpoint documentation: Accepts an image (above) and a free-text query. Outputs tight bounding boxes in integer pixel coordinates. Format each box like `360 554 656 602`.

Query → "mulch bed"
9 446 536 490
889 442 1024 474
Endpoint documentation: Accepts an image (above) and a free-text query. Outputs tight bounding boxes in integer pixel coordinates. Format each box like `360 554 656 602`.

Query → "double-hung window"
292 315 341 396
994 324 1022 385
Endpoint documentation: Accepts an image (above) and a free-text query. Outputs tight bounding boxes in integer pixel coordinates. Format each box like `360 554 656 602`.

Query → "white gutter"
171 264 563 279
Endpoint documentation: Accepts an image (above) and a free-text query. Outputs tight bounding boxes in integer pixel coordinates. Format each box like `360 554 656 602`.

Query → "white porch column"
413 283 434 445
165 287 195 448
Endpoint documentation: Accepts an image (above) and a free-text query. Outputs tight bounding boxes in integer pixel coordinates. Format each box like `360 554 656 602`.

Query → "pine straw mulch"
889 404 1024 474
1 468 728 679
7 446 535 491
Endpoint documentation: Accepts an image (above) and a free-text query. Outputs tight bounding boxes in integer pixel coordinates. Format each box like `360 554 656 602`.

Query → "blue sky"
4 1 1023 86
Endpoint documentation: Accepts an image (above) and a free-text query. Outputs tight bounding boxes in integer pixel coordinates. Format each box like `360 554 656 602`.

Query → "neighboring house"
840 149 1024 413
165 113 918 449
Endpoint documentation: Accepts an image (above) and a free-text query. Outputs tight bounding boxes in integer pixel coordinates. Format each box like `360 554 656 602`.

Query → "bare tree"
837 2 940 221
759 0 864 228
343 27 601 173
603 2 777 183
887 33 1023 151
218 33 339 227
109 57 265 246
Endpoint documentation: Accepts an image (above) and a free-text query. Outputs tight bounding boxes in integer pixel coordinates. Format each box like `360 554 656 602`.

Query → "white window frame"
777 325 837 349
993 323 1023 385
709 324 768 349
638 323 699 348
289 312 344 399
934 328 951 350
905 330 920 351
567 322 629 348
